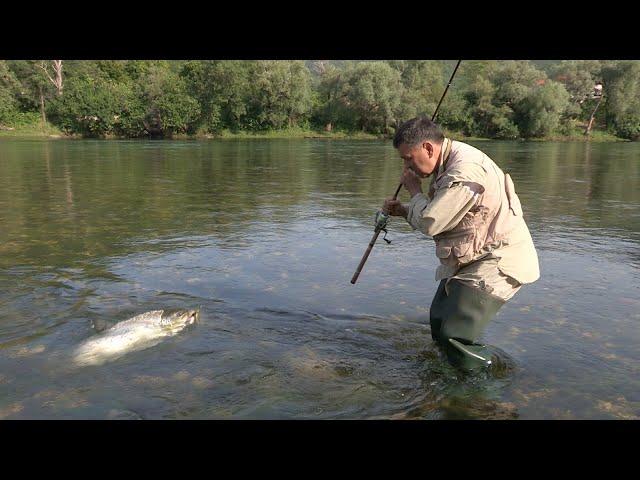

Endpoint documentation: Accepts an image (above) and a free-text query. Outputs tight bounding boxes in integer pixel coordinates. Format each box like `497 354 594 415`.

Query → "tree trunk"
39 86 47 128
39 60 63 96
53 60 63 96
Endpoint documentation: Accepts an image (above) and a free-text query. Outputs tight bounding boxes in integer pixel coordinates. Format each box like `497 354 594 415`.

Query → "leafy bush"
613 113 640 140
515 82 570 138
333 62 402 134
135 65 201 137
47 76 132 137
245 61 313 131
0 87 19 124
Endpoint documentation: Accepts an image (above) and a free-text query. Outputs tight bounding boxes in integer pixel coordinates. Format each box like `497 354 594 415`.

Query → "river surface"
0 138 638 419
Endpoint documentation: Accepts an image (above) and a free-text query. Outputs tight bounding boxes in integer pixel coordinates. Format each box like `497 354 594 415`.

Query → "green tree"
462 61 570 139
550 60 603 118
601 61 640 139
181 60 252 132
311 62 347 132
456 61 499 90
246 61 313 130
139 64 200 136
92 60 132 83
492 61 543 109
434 89 473 135
388 60 444 125
514 81 571 137
6 60 56 124
0 61 21 124
47 75 136 137
549 61 606 136
336 61 403 133
464 70 518 138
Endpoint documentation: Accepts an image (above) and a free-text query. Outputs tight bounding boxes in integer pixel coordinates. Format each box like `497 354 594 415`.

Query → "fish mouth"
188 309 200 325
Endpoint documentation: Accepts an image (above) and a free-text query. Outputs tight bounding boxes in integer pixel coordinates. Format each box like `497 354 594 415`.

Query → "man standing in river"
383 116 540 371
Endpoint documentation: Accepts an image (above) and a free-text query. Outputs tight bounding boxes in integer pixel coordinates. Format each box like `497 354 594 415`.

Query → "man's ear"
422 141 434 157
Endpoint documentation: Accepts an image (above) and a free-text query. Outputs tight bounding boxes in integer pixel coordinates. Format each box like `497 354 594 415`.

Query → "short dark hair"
393 116 444 148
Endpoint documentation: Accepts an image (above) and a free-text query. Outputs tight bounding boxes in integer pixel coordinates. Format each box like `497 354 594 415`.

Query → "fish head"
160 308 200 332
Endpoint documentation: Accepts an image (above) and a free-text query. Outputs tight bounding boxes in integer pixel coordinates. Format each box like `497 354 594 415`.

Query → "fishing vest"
428 139 540 284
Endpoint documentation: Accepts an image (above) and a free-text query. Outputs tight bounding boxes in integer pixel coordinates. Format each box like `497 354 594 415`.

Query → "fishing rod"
350 60 462 285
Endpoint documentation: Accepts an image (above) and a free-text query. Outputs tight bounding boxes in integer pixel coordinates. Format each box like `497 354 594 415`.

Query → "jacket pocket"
452 241 475 263
436 239 474 264
435 228 476 264
452 241 473 258
504 173 523 217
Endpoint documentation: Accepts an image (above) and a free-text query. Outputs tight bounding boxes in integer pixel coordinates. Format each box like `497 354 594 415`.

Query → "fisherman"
382 116 540 371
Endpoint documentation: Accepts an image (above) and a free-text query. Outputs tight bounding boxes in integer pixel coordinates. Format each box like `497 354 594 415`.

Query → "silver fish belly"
72 309 198 366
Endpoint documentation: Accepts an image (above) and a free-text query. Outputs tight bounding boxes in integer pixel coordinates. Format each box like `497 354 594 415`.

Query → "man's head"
393 116 445 177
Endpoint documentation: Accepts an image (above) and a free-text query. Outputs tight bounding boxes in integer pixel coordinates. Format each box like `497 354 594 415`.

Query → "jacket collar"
435 137 452 180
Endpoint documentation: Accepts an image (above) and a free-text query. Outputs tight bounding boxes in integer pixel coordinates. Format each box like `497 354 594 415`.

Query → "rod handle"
350 229 382 284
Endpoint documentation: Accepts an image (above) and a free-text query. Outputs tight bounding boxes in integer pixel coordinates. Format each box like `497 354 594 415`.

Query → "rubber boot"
429 279 505 371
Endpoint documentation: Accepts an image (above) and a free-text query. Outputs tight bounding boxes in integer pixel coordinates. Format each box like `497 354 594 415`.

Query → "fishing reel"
374 210 392 244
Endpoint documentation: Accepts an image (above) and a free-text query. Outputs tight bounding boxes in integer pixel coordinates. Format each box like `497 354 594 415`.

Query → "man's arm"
406 179 483 237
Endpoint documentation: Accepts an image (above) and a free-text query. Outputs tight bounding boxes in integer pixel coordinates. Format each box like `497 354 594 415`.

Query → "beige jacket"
406 138 540 286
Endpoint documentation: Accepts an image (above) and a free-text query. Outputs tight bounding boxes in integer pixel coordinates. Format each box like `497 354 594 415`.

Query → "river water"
0 138 638 419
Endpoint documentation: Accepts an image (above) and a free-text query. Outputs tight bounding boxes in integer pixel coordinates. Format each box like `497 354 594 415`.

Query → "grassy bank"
0 124 382 141
0 122 628 142
445 128 626 143
189 127 382 140
0 120 66 139
520 125 625 142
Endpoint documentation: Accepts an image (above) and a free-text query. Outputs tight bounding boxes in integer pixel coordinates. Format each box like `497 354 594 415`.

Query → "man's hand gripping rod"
350 60 462 284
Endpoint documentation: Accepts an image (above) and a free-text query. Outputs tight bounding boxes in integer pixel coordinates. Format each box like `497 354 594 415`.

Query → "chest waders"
429 279 505 371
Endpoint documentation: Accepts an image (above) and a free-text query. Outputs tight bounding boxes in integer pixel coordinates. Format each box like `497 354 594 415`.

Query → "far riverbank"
0 122 628 143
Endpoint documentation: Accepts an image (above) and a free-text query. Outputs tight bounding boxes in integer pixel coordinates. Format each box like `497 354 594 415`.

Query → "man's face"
397 141 440 178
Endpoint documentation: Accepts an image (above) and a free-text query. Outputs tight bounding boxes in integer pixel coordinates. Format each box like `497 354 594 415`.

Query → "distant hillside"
305 60 564 76
304 60 348 76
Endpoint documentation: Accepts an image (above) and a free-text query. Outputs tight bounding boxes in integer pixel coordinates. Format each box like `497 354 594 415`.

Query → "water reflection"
0 139 639 419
